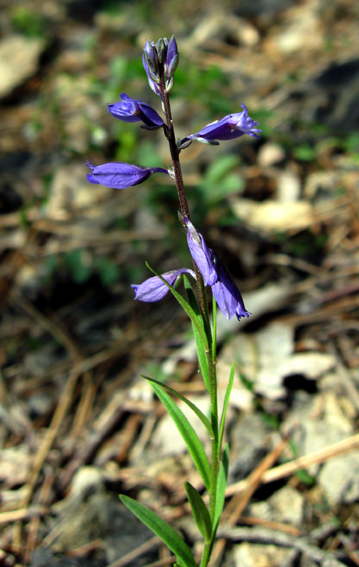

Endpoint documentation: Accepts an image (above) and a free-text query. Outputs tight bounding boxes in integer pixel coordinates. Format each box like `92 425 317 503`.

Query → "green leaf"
293 144 316 162
200 156 244 204
146 263 209 351
183 276 210 392
120 495 196 567
64 249 92 284
185 482 212 543
150 381 211 490
214 444 229 530
218 364 235 451
95 257 120 286
205 155 239 184
142 375 214 439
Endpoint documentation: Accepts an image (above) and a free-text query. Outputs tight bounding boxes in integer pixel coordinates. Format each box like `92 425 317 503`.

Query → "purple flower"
107 93 163 129
184 217 250 321
211 252 251 321
180 103 261 147
132 269 196 302
86 161 169 189
184 217 217 286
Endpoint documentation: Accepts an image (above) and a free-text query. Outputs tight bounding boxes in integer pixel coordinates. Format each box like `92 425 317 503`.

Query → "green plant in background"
85 36 261 567
198 155 244 205
11 7 46 37
45 250 120 287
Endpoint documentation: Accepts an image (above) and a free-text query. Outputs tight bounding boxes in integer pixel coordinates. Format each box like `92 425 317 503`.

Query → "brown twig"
225 433 359 498
24 467 54 565
210 437 288 567
217 526 346 567
105 535 160 567
0 507 46 525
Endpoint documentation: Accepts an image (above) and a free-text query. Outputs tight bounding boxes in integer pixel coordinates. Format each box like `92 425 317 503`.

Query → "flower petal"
184 218 217 286
180 103 261 147
108 93 163 128
86 161 168 189
211 253 250 320
132 268 196 302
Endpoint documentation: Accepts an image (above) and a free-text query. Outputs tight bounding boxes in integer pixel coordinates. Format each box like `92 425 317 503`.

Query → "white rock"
0 35 45 98
304 171 338 199
47 163 111 220
151 396 210 456
255 323 294 400
277 170 301 203
70 466 104 498
280 353 336 381
283 392 354 481
233 542 293 567
267 485 305 526
250 485 305 527
258 143 285 167
272 0 323 54
319 452 359 506
231 198 314 234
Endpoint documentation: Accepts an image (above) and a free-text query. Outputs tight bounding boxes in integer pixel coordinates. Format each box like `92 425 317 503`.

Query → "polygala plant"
87 36 261 567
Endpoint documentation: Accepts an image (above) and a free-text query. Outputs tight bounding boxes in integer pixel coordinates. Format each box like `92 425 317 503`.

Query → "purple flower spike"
108 93 164 129
184 217 217 286
180 103 261 147
132 268 196 302
211 253 251 321
86 161 169 190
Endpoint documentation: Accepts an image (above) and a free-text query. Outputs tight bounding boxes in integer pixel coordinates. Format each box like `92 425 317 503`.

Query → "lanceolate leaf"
214 443 229 530
150 381 211 490
218 364 235 451
185 482 212 543
120 495 197 567
183 276 210 391
146 263 208 350
142 375 214 439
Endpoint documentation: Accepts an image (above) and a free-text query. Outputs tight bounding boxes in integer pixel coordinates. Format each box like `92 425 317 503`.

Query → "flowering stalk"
86 35 260 567
158 66 220 546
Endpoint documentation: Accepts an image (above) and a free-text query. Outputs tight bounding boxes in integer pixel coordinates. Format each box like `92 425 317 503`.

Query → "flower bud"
164 36 179 80
143 39 159 76
156 38 167 63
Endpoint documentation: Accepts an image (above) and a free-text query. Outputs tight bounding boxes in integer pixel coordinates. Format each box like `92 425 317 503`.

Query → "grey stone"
48 492 155 566
249 485 305 527
229 413 275 481
318 452 359 506
0 35 45 99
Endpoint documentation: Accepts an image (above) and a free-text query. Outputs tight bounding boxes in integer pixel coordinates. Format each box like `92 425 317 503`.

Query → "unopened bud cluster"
142 36 179 96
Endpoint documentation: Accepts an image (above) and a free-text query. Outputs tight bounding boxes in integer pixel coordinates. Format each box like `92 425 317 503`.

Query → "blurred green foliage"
45 250 120 287
11 7 46 37
198 155 244 205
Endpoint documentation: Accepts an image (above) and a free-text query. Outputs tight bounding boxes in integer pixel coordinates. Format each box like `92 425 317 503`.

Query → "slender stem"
159 78 210 328
159 76 190 220
159 77 219 567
